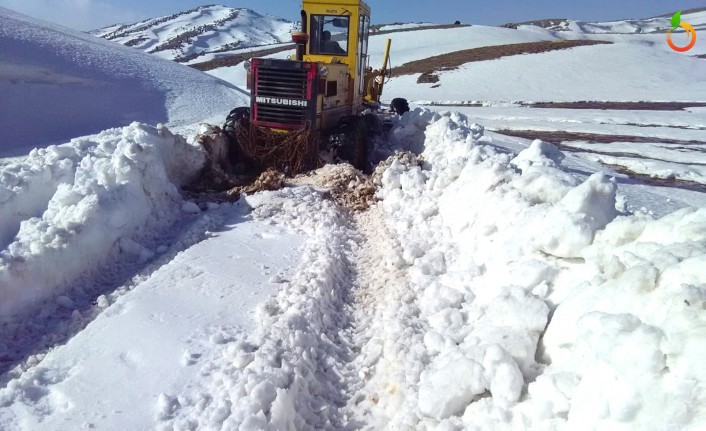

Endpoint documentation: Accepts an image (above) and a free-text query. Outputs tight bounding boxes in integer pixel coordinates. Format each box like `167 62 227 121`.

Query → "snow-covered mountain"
507 7 706 33
91 4 295 63
1 5 706 431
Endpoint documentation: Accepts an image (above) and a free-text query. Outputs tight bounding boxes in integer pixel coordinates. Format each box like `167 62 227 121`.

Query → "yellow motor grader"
219 0 408 176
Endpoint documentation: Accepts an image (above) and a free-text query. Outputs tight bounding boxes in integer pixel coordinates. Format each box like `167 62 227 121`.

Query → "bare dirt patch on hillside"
605 164 706 193
191 45 294 71
391 40 611 83
495 129 705 146
524 101 706 110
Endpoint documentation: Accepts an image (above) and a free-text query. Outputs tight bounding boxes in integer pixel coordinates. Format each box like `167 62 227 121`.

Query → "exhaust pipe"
292 32 309 61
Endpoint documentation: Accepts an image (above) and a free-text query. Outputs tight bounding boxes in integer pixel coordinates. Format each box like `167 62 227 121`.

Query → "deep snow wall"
0 7 245 157
355 109 706 429
0 123 205 320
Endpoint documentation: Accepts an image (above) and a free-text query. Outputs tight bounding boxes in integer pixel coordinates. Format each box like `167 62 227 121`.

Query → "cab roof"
301 0 371 14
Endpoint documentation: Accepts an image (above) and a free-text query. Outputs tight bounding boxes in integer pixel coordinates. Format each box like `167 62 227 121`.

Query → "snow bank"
0 7 245 157
0 123 205 319
358 108 706 429
538 207 706 429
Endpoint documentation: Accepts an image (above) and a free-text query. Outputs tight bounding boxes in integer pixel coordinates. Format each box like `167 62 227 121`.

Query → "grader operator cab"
220 0 409 175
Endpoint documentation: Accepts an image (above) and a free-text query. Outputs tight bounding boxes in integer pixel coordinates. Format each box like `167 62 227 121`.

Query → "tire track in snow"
163 187 401 430
346 205 427 429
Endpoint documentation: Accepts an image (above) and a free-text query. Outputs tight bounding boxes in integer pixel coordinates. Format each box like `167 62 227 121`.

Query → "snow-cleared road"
0 179 403 430
0 205 304 430
5 110 705 430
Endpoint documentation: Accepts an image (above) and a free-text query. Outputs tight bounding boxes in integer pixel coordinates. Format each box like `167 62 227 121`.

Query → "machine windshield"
310 15 349 55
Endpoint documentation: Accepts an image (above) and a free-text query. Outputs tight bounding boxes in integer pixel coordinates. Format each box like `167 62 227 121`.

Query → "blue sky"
0 0 704 31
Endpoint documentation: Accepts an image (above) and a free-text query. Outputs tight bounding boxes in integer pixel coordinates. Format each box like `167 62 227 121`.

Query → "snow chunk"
419 345 523 419
181 201 201 214
536 173 618 257
514 165 579 204
560 172 618 231
157 393 180 420
511 139 565 172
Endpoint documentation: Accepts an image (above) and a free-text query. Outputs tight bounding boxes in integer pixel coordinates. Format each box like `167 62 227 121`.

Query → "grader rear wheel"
329 114 381 172
390 97 410 115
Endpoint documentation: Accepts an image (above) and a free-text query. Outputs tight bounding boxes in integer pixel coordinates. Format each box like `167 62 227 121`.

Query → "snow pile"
538 208 706 429
0 7 245 156
354 108 706 429
0 123 205 319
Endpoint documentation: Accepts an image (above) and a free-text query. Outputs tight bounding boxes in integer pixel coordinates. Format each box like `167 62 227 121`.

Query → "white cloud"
0 0 142 31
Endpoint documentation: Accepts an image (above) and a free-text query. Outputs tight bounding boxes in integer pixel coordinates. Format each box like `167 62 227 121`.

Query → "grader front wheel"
221 107 261 175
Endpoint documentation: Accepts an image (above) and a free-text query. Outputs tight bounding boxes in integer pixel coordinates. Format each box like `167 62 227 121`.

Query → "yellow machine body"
299 0 390 128
225 0 397 174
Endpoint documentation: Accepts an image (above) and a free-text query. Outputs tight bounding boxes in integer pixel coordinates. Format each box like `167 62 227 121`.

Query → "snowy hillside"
0 7 247 157
91 5 295 63
376 9 706 102
507 8 706 33
1 5 706 431
204 9 706 103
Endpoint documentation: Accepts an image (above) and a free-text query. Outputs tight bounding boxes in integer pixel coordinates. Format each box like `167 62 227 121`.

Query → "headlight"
243 60 251 72
319 66 329 77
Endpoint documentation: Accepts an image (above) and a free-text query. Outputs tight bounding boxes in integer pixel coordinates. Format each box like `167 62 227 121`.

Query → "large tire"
330 114 382 172
223 107 250 141
350 118 369 171
390 98 409 115
222 107 258 174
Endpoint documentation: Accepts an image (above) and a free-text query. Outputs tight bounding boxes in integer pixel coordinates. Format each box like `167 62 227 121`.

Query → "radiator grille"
255 66 309 125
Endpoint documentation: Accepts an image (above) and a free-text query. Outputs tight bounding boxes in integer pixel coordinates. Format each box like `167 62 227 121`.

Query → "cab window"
310 15 349 55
